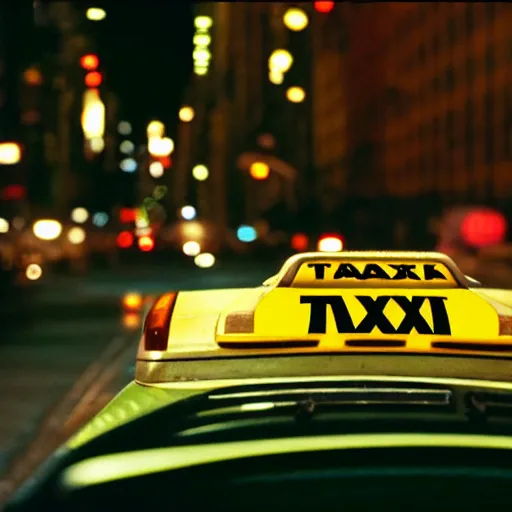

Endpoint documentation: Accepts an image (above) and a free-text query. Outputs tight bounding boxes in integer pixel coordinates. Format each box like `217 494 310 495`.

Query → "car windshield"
1 1 512 508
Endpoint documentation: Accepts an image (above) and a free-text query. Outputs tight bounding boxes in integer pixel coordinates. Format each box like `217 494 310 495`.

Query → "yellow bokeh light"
192 164 209 181
86 7 106 21
283 8 309 31
122 313 141 330
183 241 201 256
194 16 213 30
194 253 215 268
149 161 164 178
26 264 42 281
286 86 306 103
0 142 21 165
0 218 9 233
193 34 211 46
269 69 284 85
71 208 89 224
148 137 174 157
269 49 293 73
33 219 62 241
179 106 195 123
67 226 86 244
249 162 270 180
147 120 165 139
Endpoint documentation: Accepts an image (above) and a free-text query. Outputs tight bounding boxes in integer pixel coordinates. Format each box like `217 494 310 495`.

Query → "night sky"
2 1 194 140
92 1 194 138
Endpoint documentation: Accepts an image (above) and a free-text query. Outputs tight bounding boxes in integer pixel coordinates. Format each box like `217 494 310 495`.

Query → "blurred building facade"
176 2 351 240
178 2 512 249
383 3 512 232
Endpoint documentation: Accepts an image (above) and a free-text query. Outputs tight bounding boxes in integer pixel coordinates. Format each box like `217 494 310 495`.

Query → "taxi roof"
275 251 469 288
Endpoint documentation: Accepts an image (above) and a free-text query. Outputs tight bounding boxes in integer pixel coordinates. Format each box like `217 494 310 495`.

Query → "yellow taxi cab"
7 252 512 511
64 250 512 447
135 251 512 386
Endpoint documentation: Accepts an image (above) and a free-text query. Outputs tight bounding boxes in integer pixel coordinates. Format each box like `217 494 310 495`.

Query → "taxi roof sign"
277 252 467 289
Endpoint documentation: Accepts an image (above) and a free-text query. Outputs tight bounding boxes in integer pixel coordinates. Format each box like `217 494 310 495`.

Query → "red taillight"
144 292 178 351
499 316 512 336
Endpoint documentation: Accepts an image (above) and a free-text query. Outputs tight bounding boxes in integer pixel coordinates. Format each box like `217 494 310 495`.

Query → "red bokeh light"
119 208 136 224
1 184 26 200
80 54 99 71
291 233 309 252
314 1 334 13
461 209 507 248
117 231 134 249
85 71 102 88
159 156 172 168
138 236 154 252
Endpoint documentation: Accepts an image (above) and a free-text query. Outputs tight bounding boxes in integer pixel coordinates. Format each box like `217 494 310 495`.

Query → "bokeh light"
181 205 197 220
194 253 215 268
67 226 86 244
71 207 89 224
33 219 62 240
183 241 201 256
237 225 257 243
192 164 209 181
86 7 106 21
26 264 43 281
149 161 164 178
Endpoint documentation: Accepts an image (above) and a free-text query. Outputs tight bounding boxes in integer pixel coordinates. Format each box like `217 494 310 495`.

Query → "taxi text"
306 263 448 281
300 295 451 335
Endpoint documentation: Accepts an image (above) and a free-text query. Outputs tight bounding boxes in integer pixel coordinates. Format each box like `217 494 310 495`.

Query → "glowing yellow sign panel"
252 288 499 342
290 260 458 288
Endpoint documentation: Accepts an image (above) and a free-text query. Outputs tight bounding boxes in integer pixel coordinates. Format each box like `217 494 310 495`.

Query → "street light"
86 7 106 21
286 86 306 103
179 106 195 122
283 8 309 31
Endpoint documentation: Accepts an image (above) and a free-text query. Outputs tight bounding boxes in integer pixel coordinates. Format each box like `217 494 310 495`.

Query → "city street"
0 256 276 499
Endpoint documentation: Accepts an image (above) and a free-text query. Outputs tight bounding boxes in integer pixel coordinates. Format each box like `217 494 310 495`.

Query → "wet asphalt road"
0 256 276 484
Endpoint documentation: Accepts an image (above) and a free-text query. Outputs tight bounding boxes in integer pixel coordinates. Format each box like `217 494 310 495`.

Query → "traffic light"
314 2 334 13
85 71 102 87
80 54 99 71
